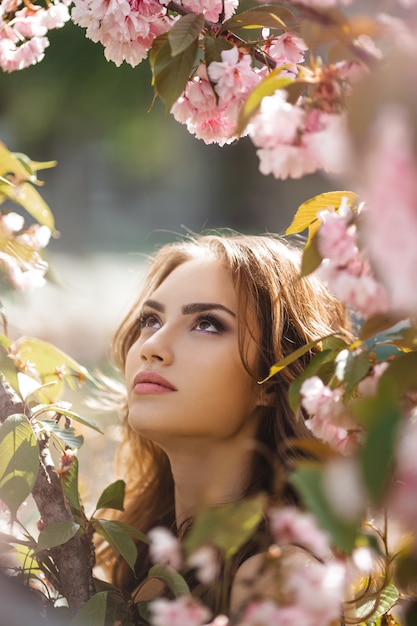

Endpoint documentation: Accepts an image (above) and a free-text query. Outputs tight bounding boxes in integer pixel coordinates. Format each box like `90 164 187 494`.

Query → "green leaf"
289 464 358 552
12 336 94 401
354 385 401 504
168 13 205 56
355 582 399 624
70 591 108 626
224 5 295 30
286 191 360 239
236 68 294 135
37 404 102 434
41 419 84 449
338 350 371 397
37 521 80 552
0 350 20 397
96 479 126 512
204 36 233 66
61 457 82 512
0 414 39 518
94 519 148 572
148 564 190 597
185 495 265 559
378 351 417 396
359 314 403 343
154 38 198 110
0 333 11 350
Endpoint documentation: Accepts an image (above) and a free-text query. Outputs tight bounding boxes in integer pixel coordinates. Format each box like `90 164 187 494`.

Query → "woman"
104 233 352 616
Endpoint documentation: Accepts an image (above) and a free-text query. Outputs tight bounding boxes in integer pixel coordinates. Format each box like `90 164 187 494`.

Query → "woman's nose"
139 329 174 365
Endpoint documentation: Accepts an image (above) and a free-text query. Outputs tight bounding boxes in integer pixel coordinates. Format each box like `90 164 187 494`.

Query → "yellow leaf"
0 143 30 179
1 181 55 231
286 191 360 242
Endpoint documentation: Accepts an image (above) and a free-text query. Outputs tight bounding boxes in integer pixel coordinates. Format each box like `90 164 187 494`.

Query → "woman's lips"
133 371 177 394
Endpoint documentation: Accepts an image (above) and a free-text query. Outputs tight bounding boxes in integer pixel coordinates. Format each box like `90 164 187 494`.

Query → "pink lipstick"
133 371 177 394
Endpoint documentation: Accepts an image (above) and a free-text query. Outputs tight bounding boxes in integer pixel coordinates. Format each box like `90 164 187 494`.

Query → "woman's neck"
165 434 256 528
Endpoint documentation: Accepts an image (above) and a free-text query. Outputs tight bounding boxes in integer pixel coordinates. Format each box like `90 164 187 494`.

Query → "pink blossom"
41 3 70 29
315 202 390 319
300 377 362 455
188 545 219 584
249 93 349 179
323 457 366 522
317 202 356 264
149 596 211 626
318 258 389 319
242 600 311 626
16 224 51 250
317 214 356 266
182 0 237 22
171 69 239 146
249 90 304 149
0 212 24 235
0 251 48 290
208 46 261 105
285 559 348 624
267 31 308 65
297 0 353 6
148 526 182 570
268 506 331 558
303 111 352 174
0 1 69 72
71 0 171 68
299 376 334 415
377 13 417 56
361 104 417 314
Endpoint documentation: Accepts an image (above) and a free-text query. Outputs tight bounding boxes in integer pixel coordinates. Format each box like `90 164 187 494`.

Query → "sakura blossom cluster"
0 0 70 72
171 32 307 147
300 375 363 455
248 92 350 180
360 104 417 314
150 596 212 626
0 212 51 290
268 506 331 559
71 0 172 68
315 197 389 320
171 50 261 146
241 557 349 626
148 526 219 584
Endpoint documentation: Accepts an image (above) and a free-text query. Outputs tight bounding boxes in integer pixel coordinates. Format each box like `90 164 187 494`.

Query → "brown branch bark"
0 374 95 614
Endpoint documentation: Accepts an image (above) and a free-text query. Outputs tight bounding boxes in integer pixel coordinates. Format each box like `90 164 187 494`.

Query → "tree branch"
0 374 95 613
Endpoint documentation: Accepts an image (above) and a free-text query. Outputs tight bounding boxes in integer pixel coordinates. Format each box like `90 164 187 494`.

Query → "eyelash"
137 311 225 334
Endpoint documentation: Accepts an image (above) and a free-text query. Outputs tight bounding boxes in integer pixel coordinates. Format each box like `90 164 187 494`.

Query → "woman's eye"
194 317 224 334
139 313 161 329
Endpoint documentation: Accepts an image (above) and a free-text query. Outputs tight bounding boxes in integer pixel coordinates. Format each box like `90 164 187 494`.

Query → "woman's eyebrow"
142 299 164 312
182 302 236 318
142 299 236 318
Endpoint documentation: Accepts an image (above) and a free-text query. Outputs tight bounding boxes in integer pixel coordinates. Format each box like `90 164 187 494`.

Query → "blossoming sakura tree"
2 0 417 625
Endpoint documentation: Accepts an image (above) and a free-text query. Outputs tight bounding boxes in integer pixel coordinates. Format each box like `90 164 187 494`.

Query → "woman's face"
125 255 264 447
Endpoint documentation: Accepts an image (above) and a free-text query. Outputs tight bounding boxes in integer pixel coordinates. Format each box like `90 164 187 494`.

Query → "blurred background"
0 21 338 364
0 21 339 501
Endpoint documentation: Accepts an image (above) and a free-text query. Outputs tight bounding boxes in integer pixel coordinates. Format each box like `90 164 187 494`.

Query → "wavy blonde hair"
102 234 352 609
